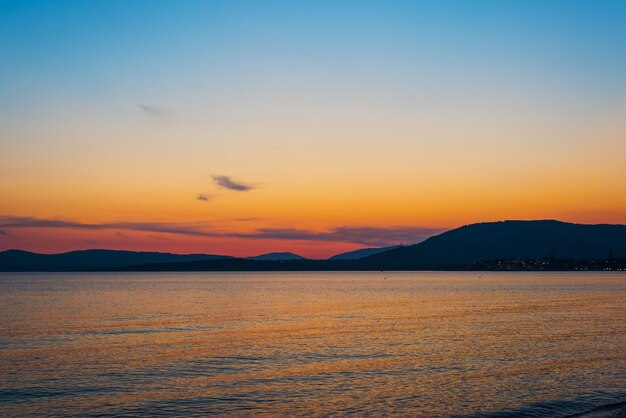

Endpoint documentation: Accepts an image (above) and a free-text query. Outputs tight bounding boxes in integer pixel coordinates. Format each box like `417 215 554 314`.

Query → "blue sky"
2 0 624 112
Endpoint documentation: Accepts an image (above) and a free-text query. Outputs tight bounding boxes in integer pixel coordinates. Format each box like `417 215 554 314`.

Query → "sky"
1 0 625 258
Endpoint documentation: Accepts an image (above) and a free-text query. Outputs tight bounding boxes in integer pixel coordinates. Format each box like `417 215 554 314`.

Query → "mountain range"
1 220 625 271
0 249 230 271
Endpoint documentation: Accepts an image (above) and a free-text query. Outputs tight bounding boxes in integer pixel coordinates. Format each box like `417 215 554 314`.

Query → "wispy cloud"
212 175 255 191
139 104 171 120
0 229 10 237
0 216 444 246
232 226 444 246
0 216 214 238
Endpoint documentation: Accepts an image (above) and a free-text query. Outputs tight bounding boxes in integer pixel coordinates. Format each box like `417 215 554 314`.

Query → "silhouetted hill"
0 249 230 271
247 252 307 261
328 245 400 260
362 220 626 268
2 221 625 271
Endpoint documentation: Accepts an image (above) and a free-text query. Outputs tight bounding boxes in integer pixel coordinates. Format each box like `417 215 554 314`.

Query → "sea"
0 271 624 417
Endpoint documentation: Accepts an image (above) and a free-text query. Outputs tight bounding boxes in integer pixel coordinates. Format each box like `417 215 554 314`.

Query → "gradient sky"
1 0 625 258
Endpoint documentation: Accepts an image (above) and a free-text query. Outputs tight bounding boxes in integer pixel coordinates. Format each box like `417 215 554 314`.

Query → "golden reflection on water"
0 272 625 416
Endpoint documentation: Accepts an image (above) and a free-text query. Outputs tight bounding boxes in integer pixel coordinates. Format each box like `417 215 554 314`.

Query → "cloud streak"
212 175 255 191
139 104 171 120
0 216 444 246
231 226 444 246
0 216 214 238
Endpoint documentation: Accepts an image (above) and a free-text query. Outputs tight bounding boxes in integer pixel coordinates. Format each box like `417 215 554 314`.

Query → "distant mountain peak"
328 245 400 260
247 252 307 261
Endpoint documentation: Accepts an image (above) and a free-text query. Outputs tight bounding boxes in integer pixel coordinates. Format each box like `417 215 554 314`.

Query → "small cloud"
196 194 212 202
212 175 255 192
0 229 9 237
139 104 171 120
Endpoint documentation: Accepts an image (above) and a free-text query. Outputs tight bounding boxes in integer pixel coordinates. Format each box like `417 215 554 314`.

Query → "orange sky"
1 101 625 258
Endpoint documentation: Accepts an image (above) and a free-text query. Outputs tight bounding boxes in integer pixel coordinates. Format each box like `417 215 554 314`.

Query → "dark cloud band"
0 216 213 237
232 226 443 246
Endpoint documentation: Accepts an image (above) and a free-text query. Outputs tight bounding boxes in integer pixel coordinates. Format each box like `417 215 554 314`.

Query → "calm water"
0 272 624 417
